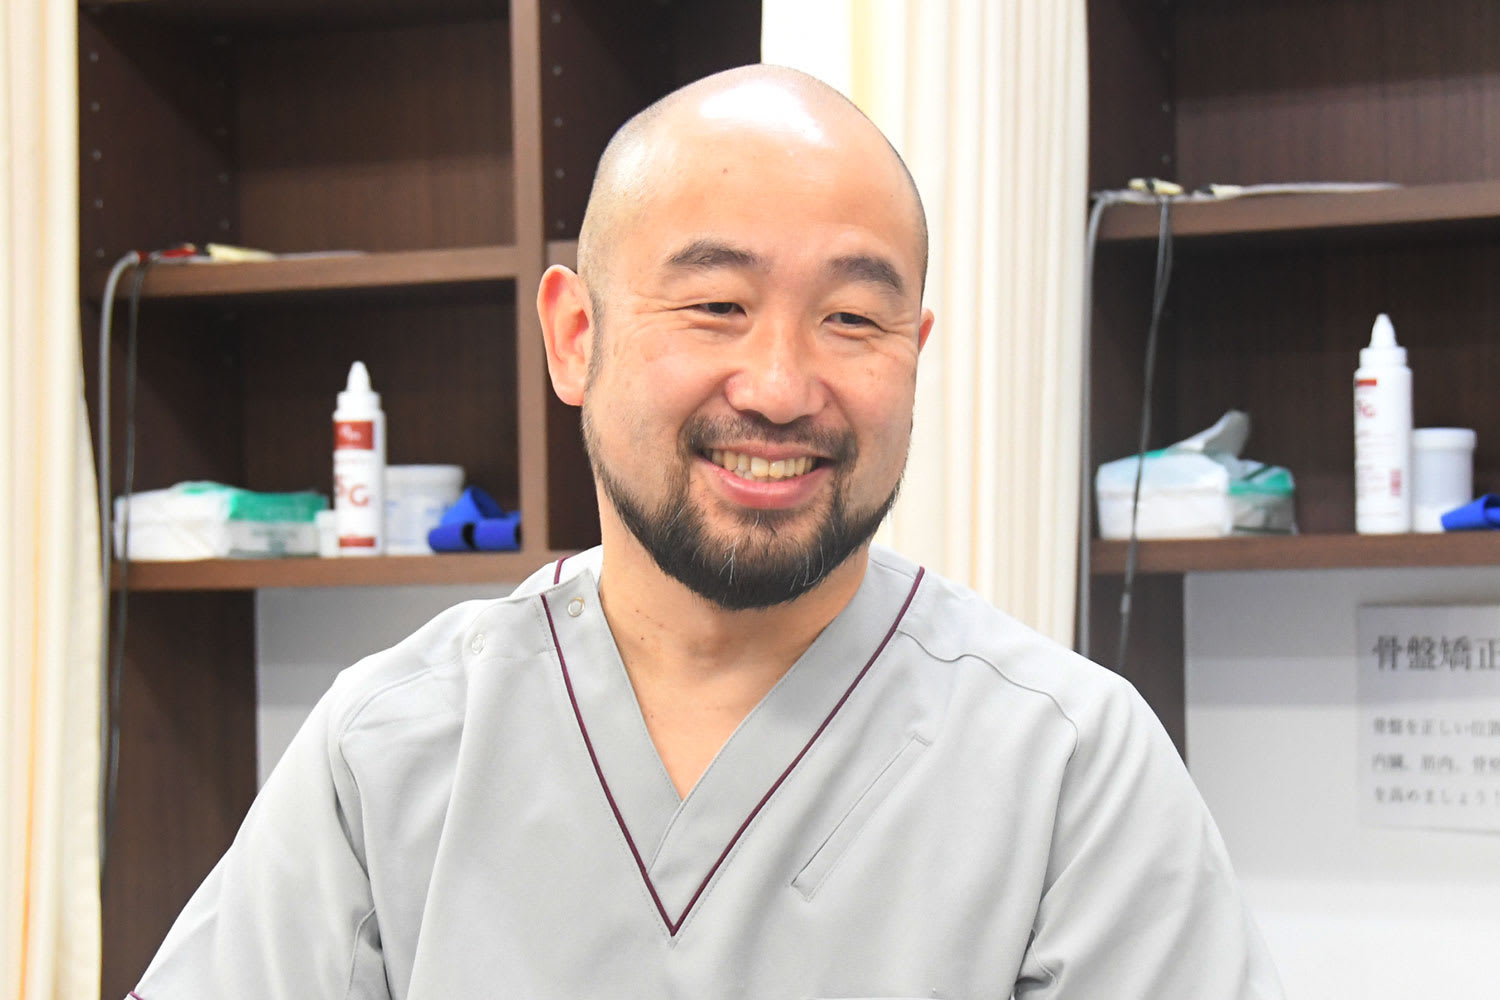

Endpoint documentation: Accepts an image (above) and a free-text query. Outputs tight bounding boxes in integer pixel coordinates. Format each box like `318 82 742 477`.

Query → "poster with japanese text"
1358 604 1500 833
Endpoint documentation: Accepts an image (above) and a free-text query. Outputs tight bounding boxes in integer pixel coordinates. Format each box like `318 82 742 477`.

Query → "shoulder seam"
896 629 1083 765
334 600 493 736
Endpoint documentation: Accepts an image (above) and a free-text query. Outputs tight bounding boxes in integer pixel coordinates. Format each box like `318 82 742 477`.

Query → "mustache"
681 414 856 462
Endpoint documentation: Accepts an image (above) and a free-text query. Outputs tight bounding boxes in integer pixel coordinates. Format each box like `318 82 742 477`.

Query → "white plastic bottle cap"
1360 313 1407 367
338 360 381 410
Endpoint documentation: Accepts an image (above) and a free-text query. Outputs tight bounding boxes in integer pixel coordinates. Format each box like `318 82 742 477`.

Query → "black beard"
584 411 901 611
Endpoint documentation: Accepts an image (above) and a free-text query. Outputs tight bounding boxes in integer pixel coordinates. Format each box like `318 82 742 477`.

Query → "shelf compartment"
112 550 576 591
89 245 522 302
1097 181 1500 244
80 11 516 268
1091 532 1500 575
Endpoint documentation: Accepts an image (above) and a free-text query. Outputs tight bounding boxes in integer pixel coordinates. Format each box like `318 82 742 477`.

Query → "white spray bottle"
1354 313 1412 533
334 361 386 555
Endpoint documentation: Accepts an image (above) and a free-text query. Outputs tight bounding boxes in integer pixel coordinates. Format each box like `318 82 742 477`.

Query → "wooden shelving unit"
1086 0 1500 755
80 1 760 995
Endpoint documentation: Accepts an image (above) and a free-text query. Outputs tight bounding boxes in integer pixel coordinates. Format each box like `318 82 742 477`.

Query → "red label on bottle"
335 420 374 450
340 536 377 548
1356 378 1378 387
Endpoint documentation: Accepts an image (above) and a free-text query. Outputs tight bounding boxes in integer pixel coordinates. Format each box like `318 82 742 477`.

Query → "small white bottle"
333 361 386 555
1354 313 1413 534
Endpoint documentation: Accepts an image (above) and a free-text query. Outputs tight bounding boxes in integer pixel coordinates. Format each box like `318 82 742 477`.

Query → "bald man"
131 66 1284 1000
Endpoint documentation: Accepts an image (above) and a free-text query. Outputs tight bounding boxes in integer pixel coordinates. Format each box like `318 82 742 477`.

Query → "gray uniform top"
134 545 1283 999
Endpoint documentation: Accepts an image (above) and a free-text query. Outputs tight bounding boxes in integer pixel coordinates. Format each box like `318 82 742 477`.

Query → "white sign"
1357 604 1500 834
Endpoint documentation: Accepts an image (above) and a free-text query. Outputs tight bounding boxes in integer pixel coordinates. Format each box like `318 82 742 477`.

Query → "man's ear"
537 265 594 406
917 308 935 353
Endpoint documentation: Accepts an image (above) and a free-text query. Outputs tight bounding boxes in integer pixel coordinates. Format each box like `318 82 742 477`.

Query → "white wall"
255 583 514 784
1186 567 1500 999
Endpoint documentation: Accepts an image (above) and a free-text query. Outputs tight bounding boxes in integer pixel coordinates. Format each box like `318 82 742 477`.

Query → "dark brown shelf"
1091 532 1500 574
1097 181 1500 244
112 549 575 591
88 245 522 303
82 0 508 30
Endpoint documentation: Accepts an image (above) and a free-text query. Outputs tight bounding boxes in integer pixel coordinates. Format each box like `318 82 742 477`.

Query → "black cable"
101 254 150 888
1116 198 1174 669
96 251 137 875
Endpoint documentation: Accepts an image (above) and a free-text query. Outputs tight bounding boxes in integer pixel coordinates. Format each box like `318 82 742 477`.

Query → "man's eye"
829 312 873 327
697 302 741 316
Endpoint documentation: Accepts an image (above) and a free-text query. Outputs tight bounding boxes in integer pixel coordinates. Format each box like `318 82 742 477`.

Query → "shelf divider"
87 245 522 302
112 550 576 591
1091 532 1500 574
1097 180 1500 243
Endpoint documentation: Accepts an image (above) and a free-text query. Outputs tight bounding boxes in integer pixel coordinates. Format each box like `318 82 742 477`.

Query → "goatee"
583 411 901 611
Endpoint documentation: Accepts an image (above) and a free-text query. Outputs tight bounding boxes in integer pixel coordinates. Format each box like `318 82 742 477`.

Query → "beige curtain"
1 0 104 997
763 0 1088 645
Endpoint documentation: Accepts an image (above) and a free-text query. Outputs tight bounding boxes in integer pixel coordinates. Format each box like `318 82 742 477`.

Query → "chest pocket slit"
791 733 930 901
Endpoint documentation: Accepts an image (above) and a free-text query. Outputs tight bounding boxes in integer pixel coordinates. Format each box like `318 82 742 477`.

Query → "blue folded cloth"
427 486 522 551
1440 495 1500 531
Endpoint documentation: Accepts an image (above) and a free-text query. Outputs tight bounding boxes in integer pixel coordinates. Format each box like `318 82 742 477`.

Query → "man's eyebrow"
664 240 766 272
827 254 906 297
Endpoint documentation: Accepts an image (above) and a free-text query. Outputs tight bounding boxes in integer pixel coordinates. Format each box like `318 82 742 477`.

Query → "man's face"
580 116 931 610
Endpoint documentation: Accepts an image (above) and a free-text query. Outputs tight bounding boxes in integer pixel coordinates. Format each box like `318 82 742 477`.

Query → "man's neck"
592 511 869 796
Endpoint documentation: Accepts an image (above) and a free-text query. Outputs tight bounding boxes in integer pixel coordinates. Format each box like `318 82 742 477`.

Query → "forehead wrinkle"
665 239 767 274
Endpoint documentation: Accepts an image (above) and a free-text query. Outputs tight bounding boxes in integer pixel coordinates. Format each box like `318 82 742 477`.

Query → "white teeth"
705 450 815 481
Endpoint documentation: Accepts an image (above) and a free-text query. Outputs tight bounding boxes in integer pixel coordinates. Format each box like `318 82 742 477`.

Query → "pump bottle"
1354 313 1412 533
333 361 386 555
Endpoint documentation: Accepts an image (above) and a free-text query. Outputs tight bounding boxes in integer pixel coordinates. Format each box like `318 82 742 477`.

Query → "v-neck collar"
539 560 924 936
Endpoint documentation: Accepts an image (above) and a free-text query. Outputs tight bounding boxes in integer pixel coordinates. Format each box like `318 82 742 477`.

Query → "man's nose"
721 318 828 425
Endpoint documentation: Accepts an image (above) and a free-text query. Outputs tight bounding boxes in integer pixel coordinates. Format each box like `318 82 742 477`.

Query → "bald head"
576 65 928 306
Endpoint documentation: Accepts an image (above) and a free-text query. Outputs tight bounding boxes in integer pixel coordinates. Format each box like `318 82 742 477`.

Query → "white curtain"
1 0 104 996
764 0 1088 645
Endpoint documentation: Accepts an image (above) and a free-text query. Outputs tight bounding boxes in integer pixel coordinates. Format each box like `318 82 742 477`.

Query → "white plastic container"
1412 427 1477 532
315 509 339 557
333 361 386 555
1354 313 1413 534
385 464 464 555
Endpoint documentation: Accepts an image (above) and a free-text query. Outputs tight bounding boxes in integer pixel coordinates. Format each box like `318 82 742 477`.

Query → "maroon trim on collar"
541 566 925 936
542 592 676 930
130 993 147 999
552 557 566 585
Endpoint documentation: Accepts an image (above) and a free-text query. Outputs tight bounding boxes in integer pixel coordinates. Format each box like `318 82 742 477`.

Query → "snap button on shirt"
469 632 485 655
567 597 585 617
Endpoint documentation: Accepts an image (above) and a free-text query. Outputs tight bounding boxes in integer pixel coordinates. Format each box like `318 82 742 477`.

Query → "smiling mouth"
704 449 823 482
